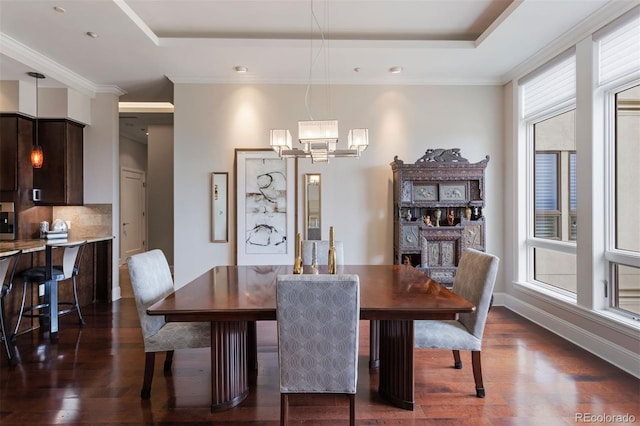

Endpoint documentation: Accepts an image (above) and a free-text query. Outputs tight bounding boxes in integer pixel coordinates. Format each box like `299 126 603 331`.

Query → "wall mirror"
211 172 228 242
305 174 321 240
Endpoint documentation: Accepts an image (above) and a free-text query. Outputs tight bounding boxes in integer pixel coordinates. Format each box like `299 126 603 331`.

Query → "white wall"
85 93 118 204
0 80 21 112
83 91 121 300
172 83 504 288
147 124 174 266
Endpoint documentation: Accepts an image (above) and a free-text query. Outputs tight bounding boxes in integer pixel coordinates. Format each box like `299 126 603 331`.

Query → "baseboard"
112 285 122 301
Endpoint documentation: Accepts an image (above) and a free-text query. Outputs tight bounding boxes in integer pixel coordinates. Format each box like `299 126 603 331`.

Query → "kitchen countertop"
0 234 114 254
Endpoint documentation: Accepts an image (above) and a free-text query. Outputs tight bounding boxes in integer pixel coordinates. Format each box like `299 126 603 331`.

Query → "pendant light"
28 71 45 168
269 0 368 163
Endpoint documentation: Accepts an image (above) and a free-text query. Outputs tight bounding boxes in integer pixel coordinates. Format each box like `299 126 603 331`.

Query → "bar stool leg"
12 279 28 339
71 276 84 325
0 297 17 365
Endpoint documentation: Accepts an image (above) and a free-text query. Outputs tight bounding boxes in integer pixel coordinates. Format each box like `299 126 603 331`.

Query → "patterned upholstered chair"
301 240 344 265
276 274 360 426
127 249 210 399
0 250 21 365
414 248 499 398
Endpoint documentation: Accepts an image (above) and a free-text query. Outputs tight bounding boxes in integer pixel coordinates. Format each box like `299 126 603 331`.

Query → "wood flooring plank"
0 286 638 424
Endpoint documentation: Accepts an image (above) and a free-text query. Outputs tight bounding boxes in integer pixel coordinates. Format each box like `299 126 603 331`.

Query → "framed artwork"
235 149 294 265
439 183 466 201
211 172 228 242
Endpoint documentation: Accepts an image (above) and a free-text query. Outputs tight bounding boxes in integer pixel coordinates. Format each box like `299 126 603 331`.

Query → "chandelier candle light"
269 0 369 163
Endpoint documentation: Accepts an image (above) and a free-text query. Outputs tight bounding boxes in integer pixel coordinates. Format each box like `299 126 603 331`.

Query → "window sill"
513 280 640 339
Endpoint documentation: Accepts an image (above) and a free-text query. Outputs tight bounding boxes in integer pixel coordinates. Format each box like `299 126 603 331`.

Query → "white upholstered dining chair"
414 248 499 398
301 240 344 265
276 274 360 425
127 249 210 399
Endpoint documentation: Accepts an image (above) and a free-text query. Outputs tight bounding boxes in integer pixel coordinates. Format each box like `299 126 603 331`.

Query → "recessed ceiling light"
53 6 65 13
234 66 248 73
86 32 98 38
389 66 403 74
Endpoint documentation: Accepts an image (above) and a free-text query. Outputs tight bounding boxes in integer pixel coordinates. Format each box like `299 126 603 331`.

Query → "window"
533 111 577 242
534 152 559 238
512 6 639 375
608 84 640 316
521 51 578 294
596 8 640 317
532 128 578 292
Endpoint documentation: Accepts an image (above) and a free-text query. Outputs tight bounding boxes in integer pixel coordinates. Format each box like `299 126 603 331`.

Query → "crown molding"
501 1 638 85
0 33 98 98
96 85 128 96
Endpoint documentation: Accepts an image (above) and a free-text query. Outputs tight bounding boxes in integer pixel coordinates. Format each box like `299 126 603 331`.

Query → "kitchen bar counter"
0 234 113 254
1 235 114 337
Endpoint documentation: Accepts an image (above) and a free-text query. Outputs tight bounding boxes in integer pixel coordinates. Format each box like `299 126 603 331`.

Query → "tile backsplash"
52 204 113 236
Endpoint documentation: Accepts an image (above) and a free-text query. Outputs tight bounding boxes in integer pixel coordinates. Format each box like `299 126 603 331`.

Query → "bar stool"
13 241 87 338
0 250 21 365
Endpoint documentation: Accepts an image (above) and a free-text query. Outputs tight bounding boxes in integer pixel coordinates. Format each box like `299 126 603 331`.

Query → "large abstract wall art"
235 149 294 265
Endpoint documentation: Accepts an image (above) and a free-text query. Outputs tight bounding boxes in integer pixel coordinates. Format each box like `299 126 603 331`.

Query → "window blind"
596 6 640 86
521 52 576 120
569 152 577 212
535 153 558 211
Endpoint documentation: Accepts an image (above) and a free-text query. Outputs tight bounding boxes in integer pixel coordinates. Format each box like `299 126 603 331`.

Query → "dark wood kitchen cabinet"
33 119 84 205
0 114 34 208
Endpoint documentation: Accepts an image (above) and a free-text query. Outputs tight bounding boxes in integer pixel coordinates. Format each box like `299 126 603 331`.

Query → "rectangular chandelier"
270 120 368 163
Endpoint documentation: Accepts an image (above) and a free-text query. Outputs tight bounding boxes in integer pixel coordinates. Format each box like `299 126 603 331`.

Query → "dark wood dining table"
147 264 475 412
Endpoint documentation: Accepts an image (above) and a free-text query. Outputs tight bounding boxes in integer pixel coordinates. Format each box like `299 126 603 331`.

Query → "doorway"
120 167 146 263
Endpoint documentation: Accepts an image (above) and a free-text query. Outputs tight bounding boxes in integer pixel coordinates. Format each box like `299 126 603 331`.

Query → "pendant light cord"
35 75 39 148
28 71 45 168
304 0 331 121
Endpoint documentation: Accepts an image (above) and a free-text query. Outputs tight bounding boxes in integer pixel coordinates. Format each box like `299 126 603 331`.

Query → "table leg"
369 319 380 369
44 245 58 340
210 320 249 412
247 320 258 385
378 319 414 410
247 321 258 372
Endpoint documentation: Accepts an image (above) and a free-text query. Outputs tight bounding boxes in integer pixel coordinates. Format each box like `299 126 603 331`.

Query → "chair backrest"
48 241 87 280
127 249 174 339
0 250 21 294
301 240 344 265
276 274 360 394
452 248 500 339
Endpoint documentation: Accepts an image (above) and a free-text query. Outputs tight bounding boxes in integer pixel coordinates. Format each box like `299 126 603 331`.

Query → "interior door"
120 168 146 263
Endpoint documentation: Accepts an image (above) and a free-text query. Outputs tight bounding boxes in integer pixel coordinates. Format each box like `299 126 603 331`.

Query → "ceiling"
0 0 624 141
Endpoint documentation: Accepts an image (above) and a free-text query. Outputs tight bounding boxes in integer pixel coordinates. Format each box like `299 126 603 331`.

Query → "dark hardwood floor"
1 270 638 425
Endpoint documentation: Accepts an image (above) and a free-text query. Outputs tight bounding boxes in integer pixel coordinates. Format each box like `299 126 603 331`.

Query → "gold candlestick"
328 226 337 274
293 232 303 274
311 241 319 274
